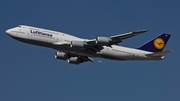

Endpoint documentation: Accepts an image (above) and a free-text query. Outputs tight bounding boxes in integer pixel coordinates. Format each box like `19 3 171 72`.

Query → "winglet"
133 30 148 33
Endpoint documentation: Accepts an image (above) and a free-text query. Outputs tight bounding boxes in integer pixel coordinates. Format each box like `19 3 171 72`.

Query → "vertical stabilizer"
138 34 171 52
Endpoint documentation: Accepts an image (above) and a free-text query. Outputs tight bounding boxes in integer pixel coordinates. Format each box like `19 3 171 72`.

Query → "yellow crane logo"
154 38 165 50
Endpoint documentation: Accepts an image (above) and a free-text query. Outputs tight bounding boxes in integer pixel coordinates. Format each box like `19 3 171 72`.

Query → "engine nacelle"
70 41 86 48
55 52 68 60
68 57 82 65
96 37 112 45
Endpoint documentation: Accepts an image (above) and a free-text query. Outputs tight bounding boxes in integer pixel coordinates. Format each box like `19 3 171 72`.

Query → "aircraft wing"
86 30 148 46
110 30 148 42
53 30 148 53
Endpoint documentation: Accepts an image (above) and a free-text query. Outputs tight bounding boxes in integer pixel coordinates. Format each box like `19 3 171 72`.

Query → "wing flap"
80 56 94 62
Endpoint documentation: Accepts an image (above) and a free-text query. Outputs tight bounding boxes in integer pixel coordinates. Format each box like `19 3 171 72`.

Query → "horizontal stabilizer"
146 50 173 57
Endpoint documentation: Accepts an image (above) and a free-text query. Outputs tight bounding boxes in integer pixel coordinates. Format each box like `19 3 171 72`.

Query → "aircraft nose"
6 29 11 34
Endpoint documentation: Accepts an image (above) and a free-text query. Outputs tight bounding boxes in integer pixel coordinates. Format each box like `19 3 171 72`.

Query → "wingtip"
134 30 148 33
141 30 148 32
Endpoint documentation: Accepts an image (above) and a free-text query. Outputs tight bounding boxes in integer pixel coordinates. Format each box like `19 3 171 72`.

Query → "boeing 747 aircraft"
6 25 173 64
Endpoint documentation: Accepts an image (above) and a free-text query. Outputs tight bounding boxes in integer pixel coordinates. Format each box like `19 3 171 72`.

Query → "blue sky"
1 0 180 101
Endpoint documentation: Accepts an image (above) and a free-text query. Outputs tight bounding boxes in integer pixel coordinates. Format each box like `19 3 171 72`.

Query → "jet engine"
96 37 112 45
70 41 86 48
55 52 68 60
68 57 82 64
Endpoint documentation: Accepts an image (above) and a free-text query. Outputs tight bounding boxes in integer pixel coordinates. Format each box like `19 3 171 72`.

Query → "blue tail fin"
138 33 171 52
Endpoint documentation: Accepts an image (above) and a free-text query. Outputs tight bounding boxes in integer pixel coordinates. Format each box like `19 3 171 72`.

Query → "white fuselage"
6 25 162 61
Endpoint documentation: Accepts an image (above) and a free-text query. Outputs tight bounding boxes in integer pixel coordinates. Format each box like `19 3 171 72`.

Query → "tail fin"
138 33 171 52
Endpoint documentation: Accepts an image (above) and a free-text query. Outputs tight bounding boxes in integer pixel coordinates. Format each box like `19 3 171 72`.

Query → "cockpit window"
18 25 21 28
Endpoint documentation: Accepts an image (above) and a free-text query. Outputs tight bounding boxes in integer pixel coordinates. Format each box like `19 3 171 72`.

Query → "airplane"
6 25 173 65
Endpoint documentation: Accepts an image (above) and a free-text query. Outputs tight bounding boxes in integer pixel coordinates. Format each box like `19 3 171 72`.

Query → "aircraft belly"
99 48 147 60
99 48 129 60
